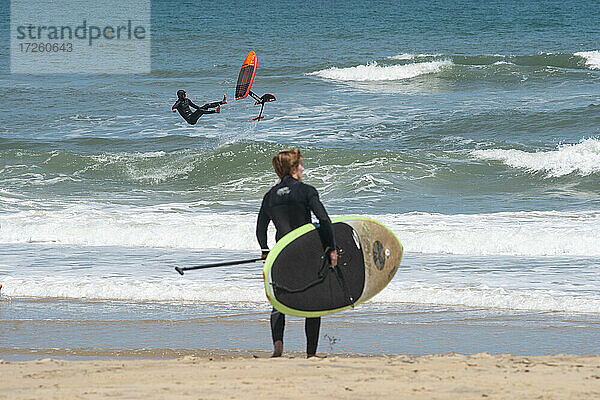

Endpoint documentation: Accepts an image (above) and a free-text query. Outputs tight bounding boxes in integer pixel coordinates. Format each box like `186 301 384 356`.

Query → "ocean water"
1 0 600 358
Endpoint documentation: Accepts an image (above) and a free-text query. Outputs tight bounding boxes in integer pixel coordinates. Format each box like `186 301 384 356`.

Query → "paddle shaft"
175 258 263 275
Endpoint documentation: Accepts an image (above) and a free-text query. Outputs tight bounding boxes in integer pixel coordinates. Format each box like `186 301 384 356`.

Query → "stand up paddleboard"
235 51 276 121
263 217 402 317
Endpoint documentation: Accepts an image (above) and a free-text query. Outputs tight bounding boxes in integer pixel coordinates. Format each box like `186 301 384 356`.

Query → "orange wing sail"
235 51 257 100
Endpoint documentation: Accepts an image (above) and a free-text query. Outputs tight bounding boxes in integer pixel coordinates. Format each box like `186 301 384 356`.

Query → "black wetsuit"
172 98 221 125
256 175 335 355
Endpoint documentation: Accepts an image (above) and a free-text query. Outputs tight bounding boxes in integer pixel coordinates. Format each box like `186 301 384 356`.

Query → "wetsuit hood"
177 90 186 100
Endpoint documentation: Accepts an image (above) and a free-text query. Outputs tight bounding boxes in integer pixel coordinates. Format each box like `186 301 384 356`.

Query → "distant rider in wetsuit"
256 149 338 358
172 90 226 125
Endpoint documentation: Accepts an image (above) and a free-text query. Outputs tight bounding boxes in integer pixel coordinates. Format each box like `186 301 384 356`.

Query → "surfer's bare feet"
216 105 221 113
307 354 327 359
271 340 283 357
221 94 227 104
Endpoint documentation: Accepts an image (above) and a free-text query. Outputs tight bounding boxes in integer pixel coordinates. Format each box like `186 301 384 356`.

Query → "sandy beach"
1 353 599 399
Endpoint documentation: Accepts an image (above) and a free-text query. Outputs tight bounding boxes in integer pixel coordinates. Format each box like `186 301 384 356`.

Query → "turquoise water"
0 0 599 357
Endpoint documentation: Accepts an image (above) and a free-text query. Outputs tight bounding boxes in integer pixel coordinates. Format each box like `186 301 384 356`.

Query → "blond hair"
272 149 303 179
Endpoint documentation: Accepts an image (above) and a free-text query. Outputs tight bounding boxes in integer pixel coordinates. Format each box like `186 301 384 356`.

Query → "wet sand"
1 353 599 399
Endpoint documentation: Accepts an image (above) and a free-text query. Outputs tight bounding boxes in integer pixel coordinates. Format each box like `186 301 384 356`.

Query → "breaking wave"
308 60 453 81
471 138 600 177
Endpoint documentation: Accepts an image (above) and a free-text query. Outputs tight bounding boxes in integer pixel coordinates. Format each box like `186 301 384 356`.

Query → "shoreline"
2 294 600 358
1 346 599 362
1 353 599 399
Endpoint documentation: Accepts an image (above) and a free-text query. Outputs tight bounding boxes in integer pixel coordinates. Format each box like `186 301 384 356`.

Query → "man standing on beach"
256 149 337 358
172 90 226 125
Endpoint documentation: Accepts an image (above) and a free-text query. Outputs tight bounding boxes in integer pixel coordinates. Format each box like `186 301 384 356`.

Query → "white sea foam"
2 206 600 312
387 53 440 60
2 276 598 313
574 50 600 70
308 60 452 81
388 53 416 60
91 151 167 162
373 285 600 313
377 210 600 257
471 137 600 177
2 204 600 257
0 204 274 250
0 276 266 303
88 150 197 183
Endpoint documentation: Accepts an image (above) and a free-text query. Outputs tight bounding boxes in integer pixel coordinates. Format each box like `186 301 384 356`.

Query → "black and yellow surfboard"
263 217 403 317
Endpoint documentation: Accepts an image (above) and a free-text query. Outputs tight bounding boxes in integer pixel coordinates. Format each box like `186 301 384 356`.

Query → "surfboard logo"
276 187 291 196
372 240 385 270
361 222 371 237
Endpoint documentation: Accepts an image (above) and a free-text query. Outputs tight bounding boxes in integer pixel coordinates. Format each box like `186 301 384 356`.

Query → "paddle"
174 258 263 275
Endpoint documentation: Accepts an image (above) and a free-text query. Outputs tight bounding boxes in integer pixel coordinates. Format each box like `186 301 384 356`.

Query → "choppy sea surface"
0 0 599 358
